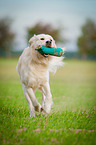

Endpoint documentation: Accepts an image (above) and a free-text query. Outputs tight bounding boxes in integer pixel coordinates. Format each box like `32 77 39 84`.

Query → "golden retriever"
16 34 64 117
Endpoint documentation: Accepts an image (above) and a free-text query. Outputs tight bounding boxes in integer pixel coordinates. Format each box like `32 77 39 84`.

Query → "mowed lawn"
0 58 96 145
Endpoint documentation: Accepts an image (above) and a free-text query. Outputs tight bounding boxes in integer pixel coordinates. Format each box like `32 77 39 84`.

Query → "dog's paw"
41 107 47 113
41 107 44 112
34 104 41 112
43 98 52 114
43 105 51 114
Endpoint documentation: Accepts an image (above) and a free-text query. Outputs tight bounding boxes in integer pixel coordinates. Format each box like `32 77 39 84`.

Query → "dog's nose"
46 41 51 44
46 41 52 47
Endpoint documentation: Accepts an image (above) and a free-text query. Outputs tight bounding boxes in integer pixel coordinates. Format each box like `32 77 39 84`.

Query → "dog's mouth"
43 54 49 57
44 46 51 57
41 50 49 58
46 44 51 48
38 45 51 58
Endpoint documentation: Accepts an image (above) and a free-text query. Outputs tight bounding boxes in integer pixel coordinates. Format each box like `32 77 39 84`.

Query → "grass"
0 58 96 145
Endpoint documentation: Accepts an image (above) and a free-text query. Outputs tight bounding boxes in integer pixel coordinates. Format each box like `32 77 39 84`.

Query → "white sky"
0 0 96 51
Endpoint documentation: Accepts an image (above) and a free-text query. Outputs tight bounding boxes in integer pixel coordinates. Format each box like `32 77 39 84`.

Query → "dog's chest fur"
17 48 49 90
27 63 49 90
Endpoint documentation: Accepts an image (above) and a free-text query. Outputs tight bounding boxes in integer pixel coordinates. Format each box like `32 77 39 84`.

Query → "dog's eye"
40 38 45 40
50 39 52 41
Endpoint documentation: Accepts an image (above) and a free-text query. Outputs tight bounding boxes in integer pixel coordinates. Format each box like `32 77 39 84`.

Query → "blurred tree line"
77 19 96 59
0 18 15 57
27 22 65 43
0 17 96 58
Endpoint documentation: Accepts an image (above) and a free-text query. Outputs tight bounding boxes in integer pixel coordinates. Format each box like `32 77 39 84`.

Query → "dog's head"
29 34 56 48
29 34 56 63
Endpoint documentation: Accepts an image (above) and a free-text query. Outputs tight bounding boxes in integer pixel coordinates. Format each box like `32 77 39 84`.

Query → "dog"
16 34 64 117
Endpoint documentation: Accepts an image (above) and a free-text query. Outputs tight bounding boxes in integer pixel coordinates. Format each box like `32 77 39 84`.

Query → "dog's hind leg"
41 87 45 112
42 82 52 114
42 93 45 109
22 85 35 117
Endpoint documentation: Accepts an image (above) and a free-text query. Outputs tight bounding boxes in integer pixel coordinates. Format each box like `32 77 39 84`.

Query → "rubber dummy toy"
35 46 63 57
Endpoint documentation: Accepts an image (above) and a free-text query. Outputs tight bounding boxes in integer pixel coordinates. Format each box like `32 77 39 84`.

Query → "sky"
0 0 96 51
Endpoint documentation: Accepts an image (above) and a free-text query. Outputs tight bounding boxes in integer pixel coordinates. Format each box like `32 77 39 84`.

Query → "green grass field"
0 58 96 145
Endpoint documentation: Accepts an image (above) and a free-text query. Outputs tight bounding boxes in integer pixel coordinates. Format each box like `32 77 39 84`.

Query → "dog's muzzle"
46 40 52 48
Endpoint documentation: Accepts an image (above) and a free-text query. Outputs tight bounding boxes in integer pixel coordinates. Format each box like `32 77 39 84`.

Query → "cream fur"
16 34 64 117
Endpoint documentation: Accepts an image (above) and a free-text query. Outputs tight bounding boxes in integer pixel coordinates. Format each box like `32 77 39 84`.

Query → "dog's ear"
29 34 36 46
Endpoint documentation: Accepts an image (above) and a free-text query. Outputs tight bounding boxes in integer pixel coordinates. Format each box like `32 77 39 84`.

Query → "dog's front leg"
22 85 35 117
23 85 41 117
26 87 41 113
42 82 52 114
